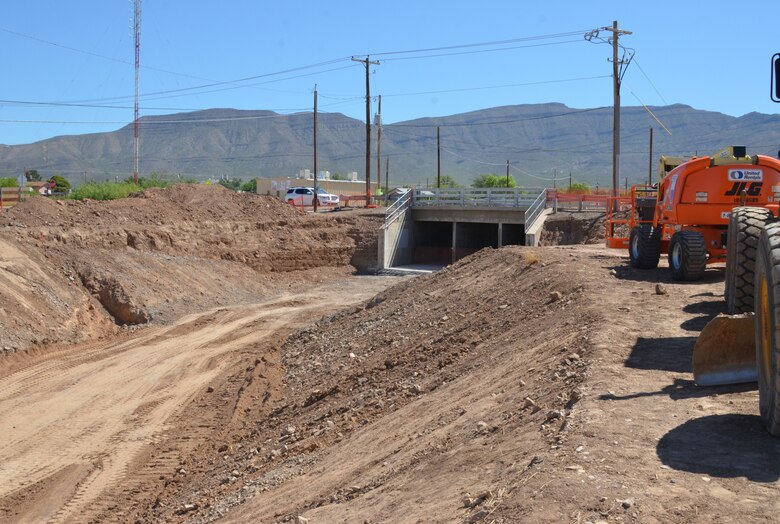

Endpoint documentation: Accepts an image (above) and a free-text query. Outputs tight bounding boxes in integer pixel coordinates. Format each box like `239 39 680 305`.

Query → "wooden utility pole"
437 126 441 188
602 20 632 201
313 85 318 212
385 156 389 196
352 56 380 206
648 127 654 186
133 0 141 184
505 160 510 188
376 95 382 204
569 172 572 191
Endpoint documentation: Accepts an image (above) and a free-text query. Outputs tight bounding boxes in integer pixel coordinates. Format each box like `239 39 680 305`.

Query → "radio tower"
133 0 141 184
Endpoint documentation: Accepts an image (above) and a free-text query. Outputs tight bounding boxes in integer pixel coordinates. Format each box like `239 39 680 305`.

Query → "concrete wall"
379 208 413 269
524 208 553 246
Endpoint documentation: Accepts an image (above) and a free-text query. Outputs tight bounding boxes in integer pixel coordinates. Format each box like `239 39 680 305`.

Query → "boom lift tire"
754 222 780 436
725 207 774 314
669 231 707 281
629 225 661 269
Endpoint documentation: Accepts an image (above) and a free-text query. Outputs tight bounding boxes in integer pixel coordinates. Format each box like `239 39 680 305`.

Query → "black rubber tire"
725 207 773 314
628 225 661 269
668 230 707 281
754 222 780 435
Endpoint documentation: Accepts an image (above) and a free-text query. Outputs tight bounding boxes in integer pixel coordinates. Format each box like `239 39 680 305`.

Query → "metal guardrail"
524 188 548 230
412 187 544 208
382 189 412 229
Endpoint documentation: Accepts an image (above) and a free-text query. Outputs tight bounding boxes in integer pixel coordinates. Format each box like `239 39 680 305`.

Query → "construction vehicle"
639 58 780 437
607 146 780 282
606 145 780 435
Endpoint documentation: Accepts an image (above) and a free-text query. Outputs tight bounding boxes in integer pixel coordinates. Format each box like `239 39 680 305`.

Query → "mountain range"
1 103 779 187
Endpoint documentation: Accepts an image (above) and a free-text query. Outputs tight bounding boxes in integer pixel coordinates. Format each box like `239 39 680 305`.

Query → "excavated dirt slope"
1 201 779 523
0 185 382 353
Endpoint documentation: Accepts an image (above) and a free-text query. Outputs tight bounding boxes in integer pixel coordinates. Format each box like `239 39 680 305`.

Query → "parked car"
284 187 339 206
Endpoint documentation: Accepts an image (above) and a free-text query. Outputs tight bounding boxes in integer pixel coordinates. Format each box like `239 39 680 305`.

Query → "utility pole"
553 169 557 189
602 20 632 202
83 171 87 185
385 156 389 196
133 0 141 184
376 95 382 204
313 84 318 212
352 56 379 206
505 160 510 188
436 126 441 188
648 127 654 186
569 172 572 191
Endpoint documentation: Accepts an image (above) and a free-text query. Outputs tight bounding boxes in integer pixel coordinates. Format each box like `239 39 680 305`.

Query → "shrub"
472 173 516 188
0 177 17 188
241 178 257 193
69 181 141 201
123 173 172 190
49 175 71 192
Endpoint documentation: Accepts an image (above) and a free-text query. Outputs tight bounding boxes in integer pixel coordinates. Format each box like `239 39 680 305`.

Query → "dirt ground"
1 198 779 523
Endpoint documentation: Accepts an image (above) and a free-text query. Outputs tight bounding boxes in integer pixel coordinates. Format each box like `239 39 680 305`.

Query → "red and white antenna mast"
133 0 141 184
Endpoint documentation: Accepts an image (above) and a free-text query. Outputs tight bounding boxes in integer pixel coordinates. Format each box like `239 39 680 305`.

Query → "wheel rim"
759 274 773 386
630 235 640 259
671 242 682 270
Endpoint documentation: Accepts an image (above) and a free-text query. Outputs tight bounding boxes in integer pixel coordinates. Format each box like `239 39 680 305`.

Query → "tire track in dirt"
0 277 399 523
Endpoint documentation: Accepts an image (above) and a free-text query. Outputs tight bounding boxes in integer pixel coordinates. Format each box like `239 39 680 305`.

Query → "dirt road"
0 276 401 523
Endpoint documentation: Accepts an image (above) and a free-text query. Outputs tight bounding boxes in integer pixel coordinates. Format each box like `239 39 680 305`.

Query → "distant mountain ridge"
1 104 779 187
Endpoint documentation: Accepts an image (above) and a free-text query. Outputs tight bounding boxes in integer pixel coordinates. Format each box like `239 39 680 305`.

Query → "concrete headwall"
378 208 412 269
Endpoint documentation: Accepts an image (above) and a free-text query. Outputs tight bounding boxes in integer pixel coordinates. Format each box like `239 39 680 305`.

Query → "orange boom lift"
607 146 780 281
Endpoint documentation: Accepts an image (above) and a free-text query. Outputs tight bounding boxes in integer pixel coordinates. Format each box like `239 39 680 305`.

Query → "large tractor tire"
668 230 707 281
725 207 773 314
629 225 661 269
754 222 780 435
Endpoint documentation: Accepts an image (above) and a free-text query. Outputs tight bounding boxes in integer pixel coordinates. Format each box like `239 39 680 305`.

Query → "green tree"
49 175 71 192
218 177 243 191
472 173 516 188
241 178 257 193
331 173 345 180
0 177 17 187
438 175 462 188
25 169 41 182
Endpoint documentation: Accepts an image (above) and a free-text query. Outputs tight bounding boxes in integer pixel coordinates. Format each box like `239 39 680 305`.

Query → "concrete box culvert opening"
454 222 500 261
412 221 453 265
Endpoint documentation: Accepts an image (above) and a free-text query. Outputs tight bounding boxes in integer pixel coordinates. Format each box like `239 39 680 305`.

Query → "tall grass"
68 175 180 201
69 182 143 201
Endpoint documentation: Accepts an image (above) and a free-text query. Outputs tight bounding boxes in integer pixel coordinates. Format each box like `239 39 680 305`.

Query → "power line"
632 57 668 106
365 30 594 57
379 39 584 62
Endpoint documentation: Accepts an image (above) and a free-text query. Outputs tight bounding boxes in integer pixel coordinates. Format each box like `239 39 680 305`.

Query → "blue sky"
1 0 779 146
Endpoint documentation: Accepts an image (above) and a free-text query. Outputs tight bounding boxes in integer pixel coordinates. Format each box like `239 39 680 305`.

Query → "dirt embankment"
0 185 382 353
539 212 607 246
119 246 598 523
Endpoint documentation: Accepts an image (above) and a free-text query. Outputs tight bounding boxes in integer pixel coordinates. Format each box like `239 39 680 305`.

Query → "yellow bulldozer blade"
693 314 757 386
